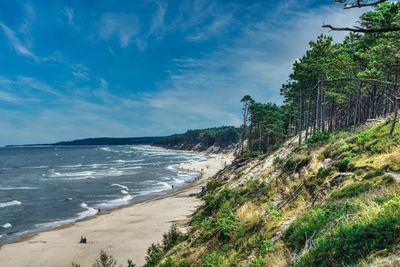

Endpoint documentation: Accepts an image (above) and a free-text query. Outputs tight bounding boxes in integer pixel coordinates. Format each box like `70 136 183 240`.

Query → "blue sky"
0 0 364 145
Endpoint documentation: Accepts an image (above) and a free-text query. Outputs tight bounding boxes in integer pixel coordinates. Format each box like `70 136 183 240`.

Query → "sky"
0 0 365 145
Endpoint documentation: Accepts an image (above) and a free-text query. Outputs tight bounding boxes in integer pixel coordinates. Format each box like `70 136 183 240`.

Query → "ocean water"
0 145 205 244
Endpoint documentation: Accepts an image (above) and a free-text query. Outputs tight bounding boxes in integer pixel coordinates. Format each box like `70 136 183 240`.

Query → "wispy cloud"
186 13 233 42
136 1 168 51
0 22 38 60
64 7 74 26
0 76 61 97
0 91 23 103
139 4 364 132
97 13 139 47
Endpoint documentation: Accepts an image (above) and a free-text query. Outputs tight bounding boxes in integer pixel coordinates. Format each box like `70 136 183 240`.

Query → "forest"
239 1 400 155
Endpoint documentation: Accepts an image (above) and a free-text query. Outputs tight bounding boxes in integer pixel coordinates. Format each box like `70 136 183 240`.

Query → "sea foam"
1 223 12 228
0 200 22 208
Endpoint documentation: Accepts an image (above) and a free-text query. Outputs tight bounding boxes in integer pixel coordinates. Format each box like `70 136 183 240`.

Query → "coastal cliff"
146 119 400 267
48 126 239 153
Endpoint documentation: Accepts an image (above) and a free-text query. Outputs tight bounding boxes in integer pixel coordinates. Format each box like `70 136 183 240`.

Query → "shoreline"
0 151 233 267
0 146 206 245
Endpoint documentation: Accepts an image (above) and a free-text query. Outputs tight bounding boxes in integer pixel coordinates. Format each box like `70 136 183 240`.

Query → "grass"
141 120 400 267
294 196 400 267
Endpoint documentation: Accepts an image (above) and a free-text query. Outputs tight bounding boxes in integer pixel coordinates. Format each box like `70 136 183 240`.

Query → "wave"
60 163 82 168
121 190 129 195
42 168 129 181
2 223 12 228
98 195 133 209
24 165 48 169
0 187 37 190
0 200 22 208
34 203 97 230
112 159 144 163
100 147 112 152
111 183 129 190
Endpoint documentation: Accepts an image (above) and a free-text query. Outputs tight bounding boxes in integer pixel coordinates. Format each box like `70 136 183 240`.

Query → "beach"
0 152 233 267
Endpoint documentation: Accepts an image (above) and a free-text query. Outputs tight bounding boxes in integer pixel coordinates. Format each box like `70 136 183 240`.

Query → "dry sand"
0 152 233 267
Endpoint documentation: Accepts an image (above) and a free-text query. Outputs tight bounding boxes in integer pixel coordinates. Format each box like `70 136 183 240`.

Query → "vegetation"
52 126 239 151
83 1 400 266
237 1 400 156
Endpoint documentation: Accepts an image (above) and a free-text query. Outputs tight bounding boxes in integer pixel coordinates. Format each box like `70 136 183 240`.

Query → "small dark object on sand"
79 235 87 244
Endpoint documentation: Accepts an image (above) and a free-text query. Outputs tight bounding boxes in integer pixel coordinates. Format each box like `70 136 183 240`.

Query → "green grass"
294 196 400 267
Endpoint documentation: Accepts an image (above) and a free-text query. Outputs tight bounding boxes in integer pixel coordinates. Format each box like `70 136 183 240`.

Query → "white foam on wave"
166 164 177 171
112 159 144 163
24 165 48 169
121 190 129 195
0 187 37 190
42 167 129 181
120 166 142 170
0 200 22 208
2 223 12 228
34 203 97 230
61 163 82 168
111 183 129 190
100 147 112 152
98 195 133 209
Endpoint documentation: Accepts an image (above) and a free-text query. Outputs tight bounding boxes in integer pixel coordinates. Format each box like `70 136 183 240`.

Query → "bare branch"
322 24 400 33
335 0 388 9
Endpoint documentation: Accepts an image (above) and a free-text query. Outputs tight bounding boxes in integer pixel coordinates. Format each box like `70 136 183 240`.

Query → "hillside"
144 119 400 267
47 127 239 152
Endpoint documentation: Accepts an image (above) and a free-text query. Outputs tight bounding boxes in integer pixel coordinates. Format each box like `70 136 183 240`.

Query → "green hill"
146 119 400 267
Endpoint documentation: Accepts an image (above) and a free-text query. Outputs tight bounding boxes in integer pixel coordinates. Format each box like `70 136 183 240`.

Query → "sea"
0 145 205 244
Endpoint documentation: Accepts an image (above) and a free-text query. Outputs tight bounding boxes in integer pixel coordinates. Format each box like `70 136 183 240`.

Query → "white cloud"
0 76 61 97
97 13 139 47
64 7 74 26
139 4 365 131
136 1 167 51
0 22 38 60
186 13 233 41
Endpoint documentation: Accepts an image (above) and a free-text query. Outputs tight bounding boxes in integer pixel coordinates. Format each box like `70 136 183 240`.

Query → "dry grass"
354 146 400 171
236 202 265 227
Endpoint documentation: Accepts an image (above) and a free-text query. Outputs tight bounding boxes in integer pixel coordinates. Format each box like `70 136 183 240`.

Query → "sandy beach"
0 152 233 267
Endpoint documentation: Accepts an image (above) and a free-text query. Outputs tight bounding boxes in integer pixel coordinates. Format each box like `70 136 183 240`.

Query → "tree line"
239 1 400 155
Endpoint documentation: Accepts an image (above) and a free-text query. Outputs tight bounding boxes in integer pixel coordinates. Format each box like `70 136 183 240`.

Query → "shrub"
284 156 310 173
249 256 266 267
331 182 371 200
92 250 119 267
144 243 163 267
316 167 335 179
202 252 226 267
295 198 400 267
273 156 284 166
306 130 331 146
216 203 238 239
363 170 384 180
162 224 187 252
268 203 282 220
249 235 275 255
179 260 189 267
284 202 359 251
335 156 353 172
159 257 176 267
